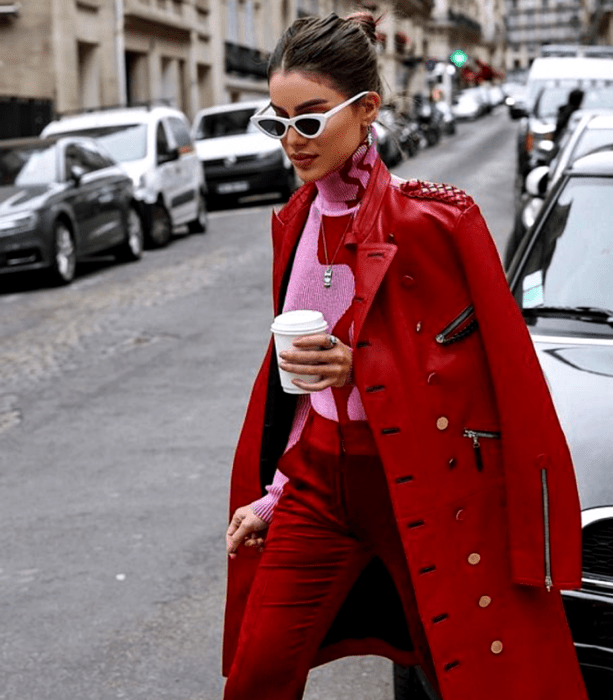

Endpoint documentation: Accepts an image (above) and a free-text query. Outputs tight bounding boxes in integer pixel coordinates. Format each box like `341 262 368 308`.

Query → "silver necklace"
320 215 353 289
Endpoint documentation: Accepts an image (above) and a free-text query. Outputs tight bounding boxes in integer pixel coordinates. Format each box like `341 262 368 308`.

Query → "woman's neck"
315 142 378 214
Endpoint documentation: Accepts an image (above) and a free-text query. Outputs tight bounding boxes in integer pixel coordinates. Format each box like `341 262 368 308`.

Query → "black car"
396 151 613 699
507 150 613 697
0 136 143 285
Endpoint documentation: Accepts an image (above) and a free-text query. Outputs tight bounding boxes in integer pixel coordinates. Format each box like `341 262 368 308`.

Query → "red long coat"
223 156 588 700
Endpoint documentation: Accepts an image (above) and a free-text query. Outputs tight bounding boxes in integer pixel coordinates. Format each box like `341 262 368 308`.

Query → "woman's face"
268 71 378 184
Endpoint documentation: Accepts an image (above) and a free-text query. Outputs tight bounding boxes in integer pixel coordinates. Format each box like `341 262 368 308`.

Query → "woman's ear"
362 91 382 127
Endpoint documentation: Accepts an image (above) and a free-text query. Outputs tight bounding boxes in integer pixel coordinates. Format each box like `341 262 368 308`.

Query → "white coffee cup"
271 310 329 394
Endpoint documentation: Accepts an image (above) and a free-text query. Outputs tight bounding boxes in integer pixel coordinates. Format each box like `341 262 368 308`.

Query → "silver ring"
328 334 338 348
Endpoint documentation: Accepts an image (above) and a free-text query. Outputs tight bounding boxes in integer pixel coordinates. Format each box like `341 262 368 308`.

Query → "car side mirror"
70 165 87 186
525 165 549 197
157 147 180 165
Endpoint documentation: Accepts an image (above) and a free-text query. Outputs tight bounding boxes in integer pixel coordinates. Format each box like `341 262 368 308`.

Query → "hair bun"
344 12 379 45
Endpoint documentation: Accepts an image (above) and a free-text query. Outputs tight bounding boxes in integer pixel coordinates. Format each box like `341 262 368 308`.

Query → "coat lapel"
271 184 316 314
353 243 397 343
348 156 397 342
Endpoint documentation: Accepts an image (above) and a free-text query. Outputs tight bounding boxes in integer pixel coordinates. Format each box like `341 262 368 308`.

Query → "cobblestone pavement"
0 212 271 434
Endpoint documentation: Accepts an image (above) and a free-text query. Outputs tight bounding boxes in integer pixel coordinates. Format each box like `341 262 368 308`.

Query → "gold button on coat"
416 321 422 332
468 552 481 565
490 640 503 654
436 416 449 431
479 595 492 608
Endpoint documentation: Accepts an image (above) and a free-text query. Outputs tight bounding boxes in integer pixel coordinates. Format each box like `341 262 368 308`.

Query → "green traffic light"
450 50 468 68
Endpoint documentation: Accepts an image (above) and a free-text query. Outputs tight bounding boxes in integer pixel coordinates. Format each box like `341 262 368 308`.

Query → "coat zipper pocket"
463 429 501 471
436 305 478 345
541 468 553 592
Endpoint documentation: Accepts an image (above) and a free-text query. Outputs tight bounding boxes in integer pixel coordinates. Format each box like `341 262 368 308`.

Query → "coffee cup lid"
271 310 328 335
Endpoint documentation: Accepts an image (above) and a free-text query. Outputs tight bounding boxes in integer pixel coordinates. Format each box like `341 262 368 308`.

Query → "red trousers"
224 411 437 700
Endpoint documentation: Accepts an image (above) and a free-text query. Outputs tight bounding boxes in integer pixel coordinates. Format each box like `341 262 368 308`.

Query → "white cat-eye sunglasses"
250 91 369 139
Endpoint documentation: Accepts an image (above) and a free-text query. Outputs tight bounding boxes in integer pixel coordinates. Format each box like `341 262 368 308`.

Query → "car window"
48 124 148 163
167 116 193 149
86 142 116 169
156 121 172 158
195 108 257 139
72 142 113 171
534 83 613 118
0 142 58 186
514 177 613 322
65 143 99 178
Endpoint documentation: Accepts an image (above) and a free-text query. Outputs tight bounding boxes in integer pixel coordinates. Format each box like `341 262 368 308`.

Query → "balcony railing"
225 42 269 80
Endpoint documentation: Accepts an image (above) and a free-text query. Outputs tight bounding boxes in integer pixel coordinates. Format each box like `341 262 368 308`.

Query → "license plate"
217 181 249 194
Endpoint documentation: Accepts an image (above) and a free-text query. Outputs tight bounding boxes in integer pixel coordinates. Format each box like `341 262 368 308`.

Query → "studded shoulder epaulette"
400 179 474 210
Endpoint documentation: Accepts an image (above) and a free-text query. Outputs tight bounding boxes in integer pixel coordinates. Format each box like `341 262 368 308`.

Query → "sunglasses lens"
295 117 322 137
258 118 286 137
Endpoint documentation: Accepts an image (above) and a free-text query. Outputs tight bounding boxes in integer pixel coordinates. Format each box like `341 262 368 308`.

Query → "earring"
366 124 374 148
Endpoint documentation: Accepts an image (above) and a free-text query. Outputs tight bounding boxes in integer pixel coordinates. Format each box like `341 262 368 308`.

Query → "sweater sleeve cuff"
250 470 289 523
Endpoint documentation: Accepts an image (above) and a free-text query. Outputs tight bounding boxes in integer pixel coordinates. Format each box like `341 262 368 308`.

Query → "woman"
223 13 588 700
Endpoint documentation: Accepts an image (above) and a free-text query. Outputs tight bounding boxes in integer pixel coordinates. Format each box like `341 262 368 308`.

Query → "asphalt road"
0 106 518 700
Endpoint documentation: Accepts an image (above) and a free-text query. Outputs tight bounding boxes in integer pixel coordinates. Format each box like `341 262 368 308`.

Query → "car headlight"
0 212 38 235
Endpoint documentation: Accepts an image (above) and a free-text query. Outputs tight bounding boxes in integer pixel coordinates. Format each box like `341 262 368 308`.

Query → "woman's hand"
279 333 352 392
226 505 269 559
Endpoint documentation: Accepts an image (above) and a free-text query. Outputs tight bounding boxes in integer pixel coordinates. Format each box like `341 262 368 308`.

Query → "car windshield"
195 108 257 139
513 177 613 333
0 143 57 186
51 124 148 162
534 82 613 118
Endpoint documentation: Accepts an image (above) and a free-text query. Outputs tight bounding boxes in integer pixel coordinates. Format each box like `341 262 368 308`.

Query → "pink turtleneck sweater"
251 142 378 523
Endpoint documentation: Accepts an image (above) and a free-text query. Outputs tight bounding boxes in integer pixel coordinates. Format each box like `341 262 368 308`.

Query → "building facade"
0 0 506 139
504 0 585 68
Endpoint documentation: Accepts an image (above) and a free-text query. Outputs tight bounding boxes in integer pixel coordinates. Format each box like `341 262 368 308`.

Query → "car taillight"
525 132 534 153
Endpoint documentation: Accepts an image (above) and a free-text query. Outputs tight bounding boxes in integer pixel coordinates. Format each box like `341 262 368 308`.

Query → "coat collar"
271 156 396 321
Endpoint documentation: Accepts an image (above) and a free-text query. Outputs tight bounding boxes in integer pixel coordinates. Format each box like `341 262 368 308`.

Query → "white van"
525 56 613 111
42 105 207 247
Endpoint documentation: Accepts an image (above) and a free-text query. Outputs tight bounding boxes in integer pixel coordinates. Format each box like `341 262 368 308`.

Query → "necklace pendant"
323 267 333 289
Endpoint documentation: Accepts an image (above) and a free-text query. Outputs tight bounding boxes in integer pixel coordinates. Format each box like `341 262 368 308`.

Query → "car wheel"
116 206 144 262
50 220 76 285
188 192 208 234
148 202 172 248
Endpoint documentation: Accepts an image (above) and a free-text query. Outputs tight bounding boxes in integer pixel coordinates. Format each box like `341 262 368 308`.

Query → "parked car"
503 81 528 118
505 111 613 267
433 101 456 136
41 104 207 247
192 101 300 205
396 151 613 700
0 135 143 285
451 89 485 121
506 150 613 698
484 84 506 108
373 120 404 168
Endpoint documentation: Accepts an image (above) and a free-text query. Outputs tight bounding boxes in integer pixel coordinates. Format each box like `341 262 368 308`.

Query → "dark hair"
268 12 383 99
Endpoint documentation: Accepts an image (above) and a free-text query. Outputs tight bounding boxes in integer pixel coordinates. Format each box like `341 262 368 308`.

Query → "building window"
244 0 255 47
226 0 239 42
161 56 177 107
125 51 150 105
77 41 100 110
297 0 318 18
